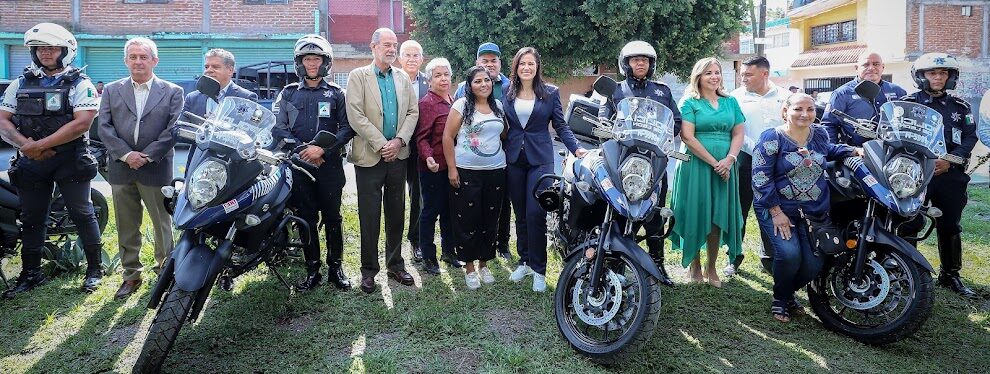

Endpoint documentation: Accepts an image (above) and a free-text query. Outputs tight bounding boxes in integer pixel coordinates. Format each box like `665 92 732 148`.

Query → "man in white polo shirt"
727 56 786 276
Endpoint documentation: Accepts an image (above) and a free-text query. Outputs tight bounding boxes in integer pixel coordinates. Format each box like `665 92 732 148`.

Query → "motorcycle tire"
91 188 109 233
807 247 934 345
134 288 195 373
554 250 661 365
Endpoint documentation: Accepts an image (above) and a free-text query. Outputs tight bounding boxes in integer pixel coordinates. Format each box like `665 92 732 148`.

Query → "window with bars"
811 20 856 46
333 72 349 89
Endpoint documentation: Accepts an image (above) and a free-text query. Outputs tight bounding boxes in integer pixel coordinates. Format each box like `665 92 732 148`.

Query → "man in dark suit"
397 40 428 263
182 48 258 118
98 37 184 300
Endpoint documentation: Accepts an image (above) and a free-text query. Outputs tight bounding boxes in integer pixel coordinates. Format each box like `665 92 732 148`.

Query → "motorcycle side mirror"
196 75 223 101
311 130 337 148
593 75 617 98
854 80 881 101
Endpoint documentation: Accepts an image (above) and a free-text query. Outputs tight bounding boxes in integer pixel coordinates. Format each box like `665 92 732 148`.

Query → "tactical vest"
12 69 86 150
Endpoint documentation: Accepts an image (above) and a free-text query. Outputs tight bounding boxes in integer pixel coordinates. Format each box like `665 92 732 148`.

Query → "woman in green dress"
670 57 745 287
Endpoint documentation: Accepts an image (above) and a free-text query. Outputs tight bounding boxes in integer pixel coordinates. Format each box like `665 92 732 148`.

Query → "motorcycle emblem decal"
262 203 270 212
222 199 239 213
601 178 614 191
863 175 879 187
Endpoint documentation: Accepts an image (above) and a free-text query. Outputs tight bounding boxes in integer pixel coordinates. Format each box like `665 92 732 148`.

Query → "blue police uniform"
272 79 353 285
821 78 907 146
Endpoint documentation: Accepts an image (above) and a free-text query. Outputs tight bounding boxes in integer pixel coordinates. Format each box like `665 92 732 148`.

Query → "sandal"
787 299 807 317
771 300 791 323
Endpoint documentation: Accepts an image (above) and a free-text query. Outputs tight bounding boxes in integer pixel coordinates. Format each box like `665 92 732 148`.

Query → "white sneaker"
479 267 495 284
533 273 547 292
465 271 481 289
509 265 534 282
723 263 737 277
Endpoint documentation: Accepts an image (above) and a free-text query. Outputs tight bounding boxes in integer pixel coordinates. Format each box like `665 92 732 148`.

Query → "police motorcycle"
134 77 334 372
801 80 941 345
535 76 684 364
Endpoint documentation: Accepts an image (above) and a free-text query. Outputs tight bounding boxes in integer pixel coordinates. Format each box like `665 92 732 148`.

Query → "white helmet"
293 34 333 79
24 22 77 70
911 52 960 91
618 41 657 80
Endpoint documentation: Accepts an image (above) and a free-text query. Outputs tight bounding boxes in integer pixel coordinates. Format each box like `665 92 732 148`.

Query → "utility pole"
755 0 767 57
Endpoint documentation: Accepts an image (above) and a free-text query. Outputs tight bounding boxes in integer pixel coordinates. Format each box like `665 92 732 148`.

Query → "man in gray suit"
97 37 184 300
397 39 428 263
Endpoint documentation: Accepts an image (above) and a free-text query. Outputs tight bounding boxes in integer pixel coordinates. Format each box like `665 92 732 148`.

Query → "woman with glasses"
752 93 860 323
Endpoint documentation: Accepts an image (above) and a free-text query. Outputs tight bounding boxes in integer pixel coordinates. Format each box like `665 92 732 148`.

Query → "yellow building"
787 0 913 93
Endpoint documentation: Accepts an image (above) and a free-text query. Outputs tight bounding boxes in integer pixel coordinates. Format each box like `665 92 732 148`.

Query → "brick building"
0 0 413 89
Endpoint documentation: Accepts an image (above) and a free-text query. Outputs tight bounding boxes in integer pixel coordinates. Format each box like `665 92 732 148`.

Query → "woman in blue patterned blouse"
751 93 860 322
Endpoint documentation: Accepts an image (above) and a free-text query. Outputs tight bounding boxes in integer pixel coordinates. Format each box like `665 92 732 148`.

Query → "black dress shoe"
388 270 415 286
295 271 324 292
441 254 463 268
217 275 235 292
939 273 977 298
327 265 351 290
82 267 103 293
360 276 376 294
2 269 48 300
412 245 423 263
421 260 442 275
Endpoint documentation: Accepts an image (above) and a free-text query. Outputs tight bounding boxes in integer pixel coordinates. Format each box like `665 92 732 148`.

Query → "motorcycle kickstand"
265 260 293 292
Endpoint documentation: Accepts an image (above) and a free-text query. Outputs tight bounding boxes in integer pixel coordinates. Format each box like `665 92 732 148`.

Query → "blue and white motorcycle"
134 93 332 372
811 80 942 345
536 76 683 364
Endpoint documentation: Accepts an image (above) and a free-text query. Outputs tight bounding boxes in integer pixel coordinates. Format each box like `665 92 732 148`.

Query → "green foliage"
406 0 747 79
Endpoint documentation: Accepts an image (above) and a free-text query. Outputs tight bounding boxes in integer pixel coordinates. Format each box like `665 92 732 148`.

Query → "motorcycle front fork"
586 206 613 299
852 200 880 279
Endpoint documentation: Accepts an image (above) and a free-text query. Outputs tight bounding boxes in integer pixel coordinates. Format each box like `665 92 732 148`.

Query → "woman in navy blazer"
503 47 587 292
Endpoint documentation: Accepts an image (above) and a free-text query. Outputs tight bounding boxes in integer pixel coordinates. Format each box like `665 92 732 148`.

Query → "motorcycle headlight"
620 156 653 201
187 160 228 208
883 156 922 198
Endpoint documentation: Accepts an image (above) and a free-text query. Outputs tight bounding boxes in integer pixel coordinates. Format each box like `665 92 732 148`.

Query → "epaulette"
947 94 970 110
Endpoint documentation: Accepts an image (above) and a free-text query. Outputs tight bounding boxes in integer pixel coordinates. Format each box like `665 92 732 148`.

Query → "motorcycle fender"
865 224 935 273
172 238 232 292
561 225 663 280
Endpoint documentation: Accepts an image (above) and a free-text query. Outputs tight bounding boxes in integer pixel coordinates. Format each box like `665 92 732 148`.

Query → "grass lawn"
1 187 989 373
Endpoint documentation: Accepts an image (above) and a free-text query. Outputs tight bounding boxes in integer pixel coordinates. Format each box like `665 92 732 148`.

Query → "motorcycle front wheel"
807 246 933 345
134 288 195 373
554 249 661 365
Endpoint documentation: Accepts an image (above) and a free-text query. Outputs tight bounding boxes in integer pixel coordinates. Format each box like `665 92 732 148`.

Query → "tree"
405 0 748 80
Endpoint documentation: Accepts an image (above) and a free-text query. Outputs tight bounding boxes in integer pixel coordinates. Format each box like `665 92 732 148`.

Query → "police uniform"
272 79 353 286
899 90 978 289
599 78 682 282
0 67 103 293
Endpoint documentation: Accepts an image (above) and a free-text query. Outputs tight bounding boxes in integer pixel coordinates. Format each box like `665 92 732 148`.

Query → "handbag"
798 208 846 255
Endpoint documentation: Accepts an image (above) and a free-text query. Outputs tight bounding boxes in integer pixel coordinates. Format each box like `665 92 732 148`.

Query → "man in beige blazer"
98 37 183 299
345 28 419 294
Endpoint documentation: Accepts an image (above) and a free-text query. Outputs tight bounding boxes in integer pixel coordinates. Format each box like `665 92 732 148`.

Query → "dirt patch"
105 323 140 349
275 313 314 332
486 308 533 344
447 347 482 372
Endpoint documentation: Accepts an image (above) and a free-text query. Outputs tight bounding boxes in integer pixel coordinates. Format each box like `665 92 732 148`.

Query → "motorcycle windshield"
877 101 947 157
612 97 676 155
198 97 277 154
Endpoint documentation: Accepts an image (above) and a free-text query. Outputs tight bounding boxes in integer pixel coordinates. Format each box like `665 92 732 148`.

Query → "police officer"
272 34 354 291
820 51 908 227
899 53 978 298
0 23 104 299
598 41 682 286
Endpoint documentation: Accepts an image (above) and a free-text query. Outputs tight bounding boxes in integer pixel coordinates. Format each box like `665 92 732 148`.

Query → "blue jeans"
755 208 823 303
418 170 451 262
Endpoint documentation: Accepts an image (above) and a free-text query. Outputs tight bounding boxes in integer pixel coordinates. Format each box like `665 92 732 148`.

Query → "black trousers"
900 168 970 237
289 160 345 267
642 177 669 258
450 167 506 263
355 159 407 277
11 147 102 271
737 152 772 261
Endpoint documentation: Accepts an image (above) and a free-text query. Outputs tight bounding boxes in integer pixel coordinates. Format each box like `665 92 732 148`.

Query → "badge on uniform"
318 102 331 118
952 127 962 145
45 92 61 111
